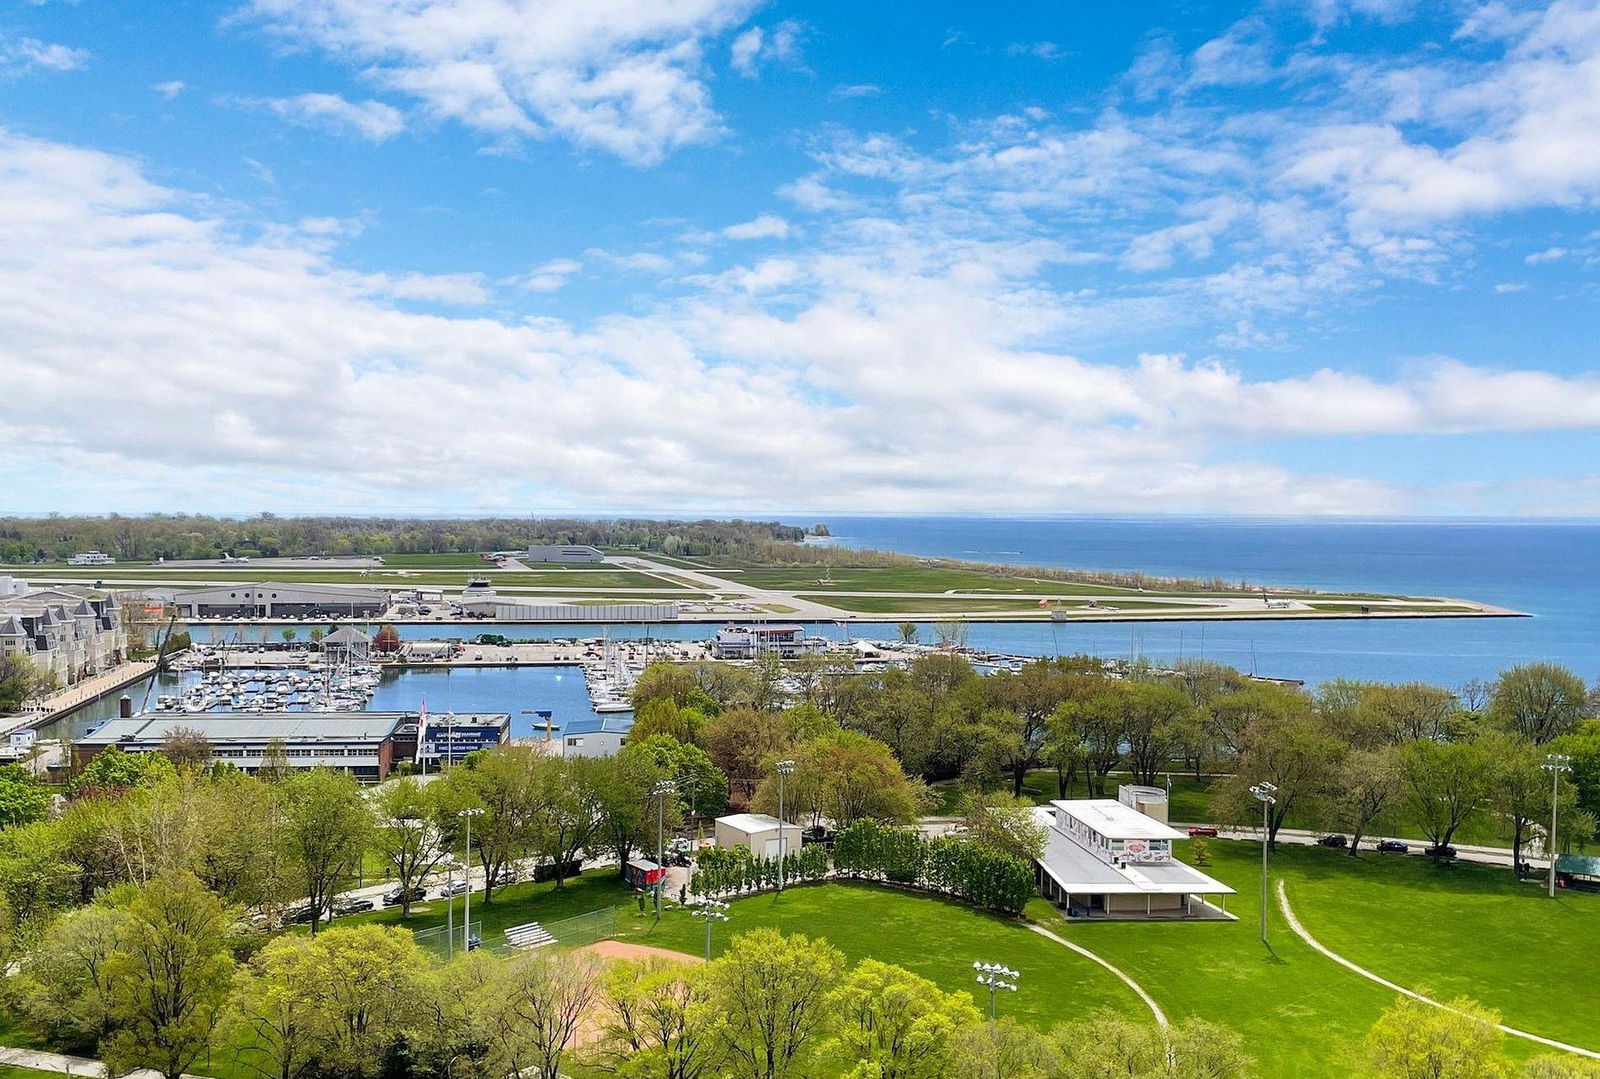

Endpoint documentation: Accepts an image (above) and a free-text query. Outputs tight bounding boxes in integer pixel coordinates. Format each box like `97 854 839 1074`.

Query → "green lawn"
614 880 1144 1032
733 566 1135 595
1288 851 1600 1051
16 568 680 590
334 868 635 938
797 595 1060 614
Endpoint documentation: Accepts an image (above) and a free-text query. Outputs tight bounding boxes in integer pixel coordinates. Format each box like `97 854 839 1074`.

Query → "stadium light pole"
1545 754 1572 898
776 759 795 891
653 779 676 918
1249 781 1278 945
972 961 1019 1019
693 898 730 960
441 857 458 960
458 807 484 952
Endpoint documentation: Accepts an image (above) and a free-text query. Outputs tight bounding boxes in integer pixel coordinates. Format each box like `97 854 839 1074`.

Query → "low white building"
68 551 116 566
1032 799 1234 919
714 813 804 859
524 545 603 563
560 715 634 757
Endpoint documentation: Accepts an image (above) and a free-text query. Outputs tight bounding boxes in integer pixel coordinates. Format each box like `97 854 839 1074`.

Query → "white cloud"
830 83 881 100
245 0 760 164
512 257 583 293
0 33 87 76
722 214 789 240
361 271 490 305
7 126 1600 515
1494 281 1528 292
584 248 675 273
730 19 805 77
1526 246 1568 263
251 92 407 141
1006 41 1065 61
153 80 186 99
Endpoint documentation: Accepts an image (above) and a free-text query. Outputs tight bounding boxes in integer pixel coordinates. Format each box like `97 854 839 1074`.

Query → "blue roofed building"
560 714 634 758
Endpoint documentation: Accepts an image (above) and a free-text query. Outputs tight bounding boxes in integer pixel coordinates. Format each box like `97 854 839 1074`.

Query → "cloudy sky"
3 0 1600 516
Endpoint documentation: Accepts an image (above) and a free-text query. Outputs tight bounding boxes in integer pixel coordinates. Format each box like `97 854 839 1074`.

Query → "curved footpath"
1028 924 1168 1027
0 1044 202 1079
1275 880 1600 1060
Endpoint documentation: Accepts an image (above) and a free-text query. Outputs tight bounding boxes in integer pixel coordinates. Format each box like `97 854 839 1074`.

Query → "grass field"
614 880 1143 1031
730 566 1142 595
14 568 683 590
4 846 1597 1079
1288 851 1600 1049
799 595 1062 613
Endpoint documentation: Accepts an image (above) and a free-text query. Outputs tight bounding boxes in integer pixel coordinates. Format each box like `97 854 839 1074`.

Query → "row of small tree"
832 819 1038 915
690 843 829 897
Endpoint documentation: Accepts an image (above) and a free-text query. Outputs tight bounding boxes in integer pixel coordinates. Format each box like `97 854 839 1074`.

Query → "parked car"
801 825 835 848
1318 833 1349 848
1187 826 1219 838
284 903 320 925
466 933 482 952
1375 839 1410 854
383 886 427 907
441 880 469 897
1423 844 1458 860
332 896 375 916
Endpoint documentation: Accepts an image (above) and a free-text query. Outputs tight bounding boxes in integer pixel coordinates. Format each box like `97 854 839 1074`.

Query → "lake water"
52 516 1600 733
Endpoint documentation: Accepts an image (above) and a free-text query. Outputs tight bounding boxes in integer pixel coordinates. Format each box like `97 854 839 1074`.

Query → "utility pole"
1250 781 1278 945
776 758 795 891
1545 754 1571 898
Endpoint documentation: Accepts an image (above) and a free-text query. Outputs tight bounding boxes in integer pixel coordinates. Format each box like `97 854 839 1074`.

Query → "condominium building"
0 578 127 689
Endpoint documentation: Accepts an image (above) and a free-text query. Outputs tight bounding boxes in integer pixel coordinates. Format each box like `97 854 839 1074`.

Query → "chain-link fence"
412 920 483 960
410 906 617 959
536 906 616 948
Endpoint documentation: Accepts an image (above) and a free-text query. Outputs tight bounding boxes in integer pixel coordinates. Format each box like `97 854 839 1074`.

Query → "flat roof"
1050 799 1186 840
81 712 409 745
716 812 798 833
563 715 634 735
1033 809 1235 896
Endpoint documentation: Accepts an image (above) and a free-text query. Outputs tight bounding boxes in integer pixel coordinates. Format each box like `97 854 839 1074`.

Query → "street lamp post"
775 759 795 891
972 961 1019 1019
458 807 484 952
1249 781 1278 945
1545 754 1572 898
652 779 675 918
692 898 730 960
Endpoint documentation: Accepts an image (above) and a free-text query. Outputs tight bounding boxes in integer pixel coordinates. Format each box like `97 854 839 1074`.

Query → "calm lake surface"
53 516 1600 734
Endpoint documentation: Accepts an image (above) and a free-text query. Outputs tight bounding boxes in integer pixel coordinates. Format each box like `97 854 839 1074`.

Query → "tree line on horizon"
0 514 807 564
0 513 1269 591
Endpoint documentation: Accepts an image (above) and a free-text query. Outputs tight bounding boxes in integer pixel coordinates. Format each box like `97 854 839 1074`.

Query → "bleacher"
503 921 555 949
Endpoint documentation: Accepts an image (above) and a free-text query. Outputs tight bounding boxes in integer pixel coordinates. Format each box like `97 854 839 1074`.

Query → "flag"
415 698 427 763
1037 598 1049 608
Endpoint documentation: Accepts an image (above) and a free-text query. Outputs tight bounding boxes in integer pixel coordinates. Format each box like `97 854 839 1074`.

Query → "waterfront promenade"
0 659 157 737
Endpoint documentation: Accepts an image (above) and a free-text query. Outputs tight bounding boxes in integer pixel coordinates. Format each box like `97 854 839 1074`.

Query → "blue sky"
3 0 1600 515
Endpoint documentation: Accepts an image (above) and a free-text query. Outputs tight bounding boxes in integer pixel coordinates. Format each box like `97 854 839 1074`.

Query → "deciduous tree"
102 872 235 1079
829 959 979 1079
281 768 371 934
1366 995 1505 1079
710 928 843 1079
